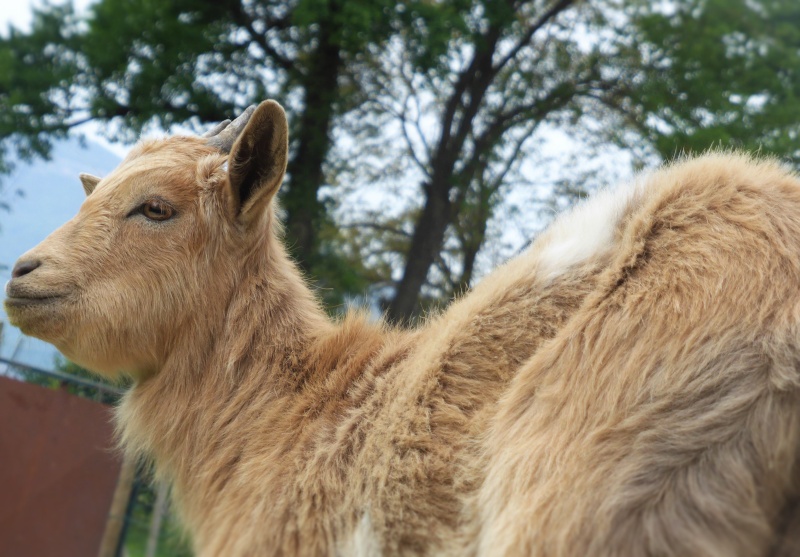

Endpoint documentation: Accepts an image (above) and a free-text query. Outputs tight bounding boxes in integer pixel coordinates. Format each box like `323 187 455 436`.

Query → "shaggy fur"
5 100 800 556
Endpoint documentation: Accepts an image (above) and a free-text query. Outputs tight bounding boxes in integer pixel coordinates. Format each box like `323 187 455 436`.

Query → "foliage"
123 481 193 557
2 0 800 320
626 0 800 158
0 4 83 175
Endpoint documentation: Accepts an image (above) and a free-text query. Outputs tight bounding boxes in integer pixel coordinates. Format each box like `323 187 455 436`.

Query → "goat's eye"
140 200 175 222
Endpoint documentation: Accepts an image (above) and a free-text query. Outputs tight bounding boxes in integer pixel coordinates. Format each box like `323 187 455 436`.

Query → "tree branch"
436 22 504 166
493 0 578 74
400 98 432 178
342 221 412 238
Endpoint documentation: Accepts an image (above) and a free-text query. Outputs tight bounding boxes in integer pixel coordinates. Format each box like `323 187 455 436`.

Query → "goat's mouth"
5 293 65 307
4 281 71 325
5 281 65 304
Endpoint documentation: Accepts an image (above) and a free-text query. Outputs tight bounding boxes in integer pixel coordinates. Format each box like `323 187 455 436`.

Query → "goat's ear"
79 173 101 197
226 100 288 225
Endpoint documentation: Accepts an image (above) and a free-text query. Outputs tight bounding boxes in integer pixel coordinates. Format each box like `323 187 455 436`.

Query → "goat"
5 100 800 556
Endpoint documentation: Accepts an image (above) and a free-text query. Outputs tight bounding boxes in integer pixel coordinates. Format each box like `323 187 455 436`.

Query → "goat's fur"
6 101 800 556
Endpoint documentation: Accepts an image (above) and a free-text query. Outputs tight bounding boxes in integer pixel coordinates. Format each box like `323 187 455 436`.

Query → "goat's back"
476 153 800 557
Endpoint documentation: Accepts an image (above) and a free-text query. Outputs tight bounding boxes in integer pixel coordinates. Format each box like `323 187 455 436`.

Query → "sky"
0 1 116 367
1 0 95 33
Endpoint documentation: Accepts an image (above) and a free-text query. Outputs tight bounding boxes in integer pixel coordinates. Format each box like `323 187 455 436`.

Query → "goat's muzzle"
5 257 71 335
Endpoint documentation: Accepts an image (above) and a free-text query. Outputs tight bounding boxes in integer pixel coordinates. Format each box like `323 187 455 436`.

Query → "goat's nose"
11 259 41 279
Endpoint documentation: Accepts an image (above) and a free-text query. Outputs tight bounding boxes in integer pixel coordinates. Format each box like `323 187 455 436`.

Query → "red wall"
0 376 122 557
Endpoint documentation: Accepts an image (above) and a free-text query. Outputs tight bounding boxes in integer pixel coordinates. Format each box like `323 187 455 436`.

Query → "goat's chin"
4 297 71 344
55 335 153 381
59 348 128 382
5 299 142 381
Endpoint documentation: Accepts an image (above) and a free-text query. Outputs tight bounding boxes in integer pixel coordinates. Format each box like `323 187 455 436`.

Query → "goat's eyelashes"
137 200 176 222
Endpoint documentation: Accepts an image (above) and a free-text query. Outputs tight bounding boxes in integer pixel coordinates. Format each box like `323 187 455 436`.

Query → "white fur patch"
535 176 646 281
338 512 381 557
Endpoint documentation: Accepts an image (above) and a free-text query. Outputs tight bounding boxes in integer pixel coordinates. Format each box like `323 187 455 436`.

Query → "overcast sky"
1 0 42 31
1 0 96 33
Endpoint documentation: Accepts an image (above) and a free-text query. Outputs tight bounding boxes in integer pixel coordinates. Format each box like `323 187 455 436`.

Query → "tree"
0 0 433 302
2 0 800 321
325 0 800 322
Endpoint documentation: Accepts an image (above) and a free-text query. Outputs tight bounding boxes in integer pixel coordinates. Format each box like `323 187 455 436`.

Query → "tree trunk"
386 177 452 323
457 233 482 294
386 27 501 323
283 5 343 274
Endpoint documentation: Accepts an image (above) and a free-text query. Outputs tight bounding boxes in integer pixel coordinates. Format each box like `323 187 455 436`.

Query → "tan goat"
5 100 800 556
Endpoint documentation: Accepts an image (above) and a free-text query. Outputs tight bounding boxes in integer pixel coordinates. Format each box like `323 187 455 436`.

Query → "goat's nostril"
11 259 42 279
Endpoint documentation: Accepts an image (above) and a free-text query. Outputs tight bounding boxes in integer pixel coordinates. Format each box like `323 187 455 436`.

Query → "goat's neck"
215 236 334 390
116 236 336 485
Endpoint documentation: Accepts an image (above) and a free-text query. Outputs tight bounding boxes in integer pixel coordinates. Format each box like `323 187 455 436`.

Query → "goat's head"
4 100 288 379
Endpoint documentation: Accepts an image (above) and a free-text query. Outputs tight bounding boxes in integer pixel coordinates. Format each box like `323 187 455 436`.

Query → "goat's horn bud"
204 105 258 153
202 119 231 138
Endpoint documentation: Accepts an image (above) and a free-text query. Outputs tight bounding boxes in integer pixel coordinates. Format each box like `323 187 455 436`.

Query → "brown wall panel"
0 376 122 557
